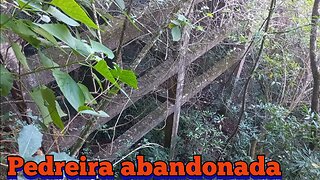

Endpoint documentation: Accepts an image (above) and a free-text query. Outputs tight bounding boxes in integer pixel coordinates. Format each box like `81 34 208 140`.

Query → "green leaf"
78 83 97 104
78 106 109 117
52 70 85 110
41 87 64 129
0 14 13 28
30 87 53 126
111 69 138 89
51 0 98 29
11 43 29 70
36 23 76 49
56 101 67 117
38 50 59 69
93 60 119 88
73 38 92 56
206 12 214 18
18 125 43 158
196 25 204 31
0 65 14 96
18 0 43 11
90 39 114 59
47 6 80 27
36 23 91 56
114 0 125 10
30 24 58 45
171 26 181 41
10 20 41 47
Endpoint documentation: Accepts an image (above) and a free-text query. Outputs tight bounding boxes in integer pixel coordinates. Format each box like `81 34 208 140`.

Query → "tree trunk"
309 0 319 150
310 0 320 114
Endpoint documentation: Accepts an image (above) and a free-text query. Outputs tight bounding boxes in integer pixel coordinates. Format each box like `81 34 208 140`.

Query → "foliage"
0 0 137 130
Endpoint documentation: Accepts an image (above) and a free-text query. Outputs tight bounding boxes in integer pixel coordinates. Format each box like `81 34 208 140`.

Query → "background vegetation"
0 0 319 179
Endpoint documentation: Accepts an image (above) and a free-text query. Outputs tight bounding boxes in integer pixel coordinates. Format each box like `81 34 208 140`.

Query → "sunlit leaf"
47 6 80 27
51 0 98 29
111 69 138 89
93 60 119 88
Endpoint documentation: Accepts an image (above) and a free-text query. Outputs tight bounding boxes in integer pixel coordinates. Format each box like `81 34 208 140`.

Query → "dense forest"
0 0 319 179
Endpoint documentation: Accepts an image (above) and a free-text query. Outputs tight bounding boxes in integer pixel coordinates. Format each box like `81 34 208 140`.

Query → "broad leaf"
10 20 41 47
37 23 91 56
111 69 138 89
47 6 80 27
18 0 43 11
0 65 14 96
0 14 12 27
81 110 109 117
18 125 43 158
30 25 58 45
73 38 92 56
30 87 53 126
171 26 181 41
51 0 98 29
78 83 97 104
90 39 114 59
52 70 85 110
41 87 64 129
11 43 29 70
36 23 76 49
78 106 109 117
93 60 119 88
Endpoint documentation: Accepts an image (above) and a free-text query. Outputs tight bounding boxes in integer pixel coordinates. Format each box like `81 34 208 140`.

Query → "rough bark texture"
309 0 319 150
310 0 320 114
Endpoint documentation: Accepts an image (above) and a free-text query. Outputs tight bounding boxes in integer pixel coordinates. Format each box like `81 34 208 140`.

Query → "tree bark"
310 0 320 115
309 0 319 150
